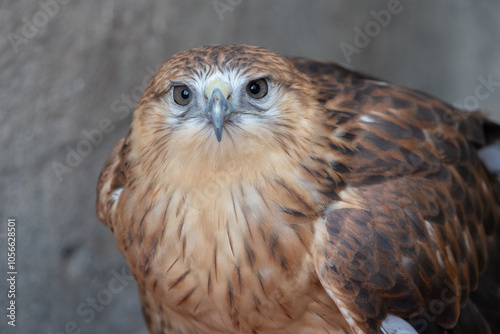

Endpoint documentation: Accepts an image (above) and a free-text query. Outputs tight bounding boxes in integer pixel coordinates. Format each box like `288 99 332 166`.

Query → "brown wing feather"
96 131 130 227
293 58 500 333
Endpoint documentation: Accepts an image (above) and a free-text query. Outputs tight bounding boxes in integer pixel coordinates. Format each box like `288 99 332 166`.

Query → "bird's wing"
291 58 500 333
96 131 130 227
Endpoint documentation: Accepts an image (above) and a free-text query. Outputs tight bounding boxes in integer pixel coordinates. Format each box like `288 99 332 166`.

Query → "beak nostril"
205 79 231 102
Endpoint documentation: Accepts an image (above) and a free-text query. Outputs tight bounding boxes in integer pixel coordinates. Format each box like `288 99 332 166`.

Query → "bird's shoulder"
292 57 500 332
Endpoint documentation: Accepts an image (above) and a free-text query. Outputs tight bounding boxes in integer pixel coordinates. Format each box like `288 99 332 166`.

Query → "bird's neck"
158 138 324 229
127 114 343 235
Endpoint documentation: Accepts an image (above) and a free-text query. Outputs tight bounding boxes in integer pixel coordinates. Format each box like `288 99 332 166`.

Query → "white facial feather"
165 69 282 130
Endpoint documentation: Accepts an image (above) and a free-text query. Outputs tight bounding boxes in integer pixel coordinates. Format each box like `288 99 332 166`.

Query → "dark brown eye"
246 78 268 99
173 85 192 105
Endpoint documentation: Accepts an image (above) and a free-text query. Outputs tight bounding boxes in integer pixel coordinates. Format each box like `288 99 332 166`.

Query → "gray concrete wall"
1 1 499 333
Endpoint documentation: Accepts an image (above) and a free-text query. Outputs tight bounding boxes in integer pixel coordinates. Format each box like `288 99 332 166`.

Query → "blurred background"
1 1 499 333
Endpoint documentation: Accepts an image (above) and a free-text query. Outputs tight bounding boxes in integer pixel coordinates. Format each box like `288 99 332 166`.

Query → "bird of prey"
96 45 500 334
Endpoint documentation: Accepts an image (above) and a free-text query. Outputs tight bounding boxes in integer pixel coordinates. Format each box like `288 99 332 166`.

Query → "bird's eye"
246 78 268 99
173 85 192 106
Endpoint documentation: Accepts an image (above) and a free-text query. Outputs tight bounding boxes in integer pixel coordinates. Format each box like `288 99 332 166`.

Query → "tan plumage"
96 45 500 334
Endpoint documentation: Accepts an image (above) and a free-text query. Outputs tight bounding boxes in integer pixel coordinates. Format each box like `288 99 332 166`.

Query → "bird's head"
130 45 324 183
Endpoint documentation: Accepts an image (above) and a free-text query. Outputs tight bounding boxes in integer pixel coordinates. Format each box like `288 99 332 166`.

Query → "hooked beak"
204 80 233 142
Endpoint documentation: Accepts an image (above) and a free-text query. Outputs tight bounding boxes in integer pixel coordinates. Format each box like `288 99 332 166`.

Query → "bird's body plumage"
97 45 500 334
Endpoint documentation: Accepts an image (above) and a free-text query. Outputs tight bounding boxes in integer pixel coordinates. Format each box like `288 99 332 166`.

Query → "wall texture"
1 1 499 333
